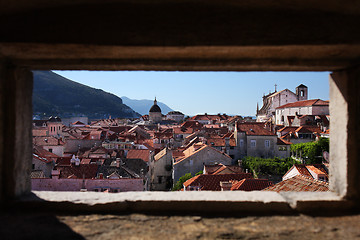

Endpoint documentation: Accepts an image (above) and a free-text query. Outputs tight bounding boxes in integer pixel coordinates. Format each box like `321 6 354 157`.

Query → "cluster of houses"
32 84 330 193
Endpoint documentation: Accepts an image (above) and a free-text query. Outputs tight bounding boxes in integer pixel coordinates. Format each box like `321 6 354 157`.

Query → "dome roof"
149 104 161 113
149 97 162 113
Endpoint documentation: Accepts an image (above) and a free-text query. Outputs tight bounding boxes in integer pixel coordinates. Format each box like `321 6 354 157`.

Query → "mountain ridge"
121 96 174 116
32 71 140 119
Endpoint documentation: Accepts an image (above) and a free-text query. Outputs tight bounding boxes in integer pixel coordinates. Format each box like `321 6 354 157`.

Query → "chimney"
116 158 121 168
220 181 233 191
225 137 230 148
99 173 103 179
75 157 80 166
51 169 60 179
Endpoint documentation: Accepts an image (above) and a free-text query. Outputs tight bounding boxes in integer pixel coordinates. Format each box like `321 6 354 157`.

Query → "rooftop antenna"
275 84 277 92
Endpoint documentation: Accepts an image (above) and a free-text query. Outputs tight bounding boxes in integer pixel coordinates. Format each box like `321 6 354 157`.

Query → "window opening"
31 71 330 194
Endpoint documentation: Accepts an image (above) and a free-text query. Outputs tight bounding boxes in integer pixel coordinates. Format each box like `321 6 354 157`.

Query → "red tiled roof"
126 149 150 162
231 178 272 191
207 138 236 147
141 115 149 121
306 165 326 175
33 154 53 164
33 145 60 159
81 158 92 164
283 164 328 179
190 114 230 122
263 175 329 192
33 136 64 146
277 138 292 145
183 173 252 191
277 126 298 133
56 157 72 166
172 149 185 161
295 126 322 134
72 121 85 125
180 120 203 130
174 144 232 164
173 126 194 135
142 141 155 151
236 122 275 136
204 164 244 175
57 164 99 179
276 99 329 109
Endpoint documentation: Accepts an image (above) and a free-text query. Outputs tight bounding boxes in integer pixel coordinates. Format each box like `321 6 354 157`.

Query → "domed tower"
149 97 162 123
296 84 308 101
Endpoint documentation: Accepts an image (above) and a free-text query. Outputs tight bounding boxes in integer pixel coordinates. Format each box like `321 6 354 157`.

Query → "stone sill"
12 191 355 215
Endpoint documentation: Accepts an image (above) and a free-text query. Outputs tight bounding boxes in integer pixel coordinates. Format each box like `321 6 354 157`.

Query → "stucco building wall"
173 147 232 182
64 139 102 153
246 135 277 158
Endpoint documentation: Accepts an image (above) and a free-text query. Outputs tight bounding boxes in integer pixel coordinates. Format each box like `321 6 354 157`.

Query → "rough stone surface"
1 213 360 240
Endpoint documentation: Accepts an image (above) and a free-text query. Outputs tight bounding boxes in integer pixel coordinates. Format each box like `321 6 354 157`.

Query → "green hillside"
33 71 140 119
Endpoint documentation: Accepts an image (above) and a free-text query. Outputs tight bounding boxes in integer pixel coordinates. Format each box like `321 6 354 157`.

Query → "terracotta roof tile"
277 138 292 145
276 99 329 109
126 149 150 162
57 164 99 179
33 136 64 146
207 138 236 147
204 164 244 175
283 164 328 179
231 178 272 191
236 122 275 136
183 173 252 191
264 175 329 192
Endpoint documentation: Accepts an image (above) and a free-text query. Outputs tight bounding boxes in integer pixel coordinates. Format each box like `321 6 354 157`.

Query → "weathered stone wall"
173 147 232 182
0 64 33 200
31 178 143 192
246 136 277 158
64 139 101 153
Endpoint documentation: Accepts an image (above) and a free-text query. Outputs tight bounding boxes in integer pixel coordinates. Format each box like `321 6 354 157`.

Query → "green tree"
172 173 193 191
241 156 298 176
290 137 329 164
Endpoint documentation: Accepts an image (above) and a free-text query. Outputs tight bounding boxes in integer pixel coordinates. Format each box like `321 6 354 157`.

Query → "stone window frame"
250 139 256 148
1 65 359 215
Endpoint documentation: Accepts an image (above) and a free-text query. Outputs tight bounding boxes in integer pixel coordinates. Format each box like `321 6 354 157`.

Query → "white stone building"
275 99 329 126
257 84 308 123
166 111 185 123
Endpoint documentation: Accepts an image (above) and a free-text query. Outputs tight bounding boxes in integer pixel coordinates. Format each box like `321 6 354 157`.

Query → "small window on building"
265 140 270 148
158 176 162 184
240 139 244 148
48 148 53 153
189 160 193 166
278 146 287 151
250 140 256 148
32 164 35 170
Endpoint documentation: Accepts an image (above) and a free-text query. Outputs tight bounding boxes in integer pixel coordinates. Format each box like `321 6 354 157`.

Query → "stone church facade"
256 84 308 123
149 98 162 123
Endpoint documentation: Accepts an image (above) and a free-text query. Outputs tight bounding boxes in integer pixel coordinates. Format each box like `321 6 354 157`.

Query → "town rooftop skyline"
54 71 330 116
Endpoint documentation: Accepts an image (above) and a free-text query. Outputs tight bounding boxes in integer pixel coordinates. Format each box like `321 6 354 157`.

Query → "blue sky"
54 71 330 116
